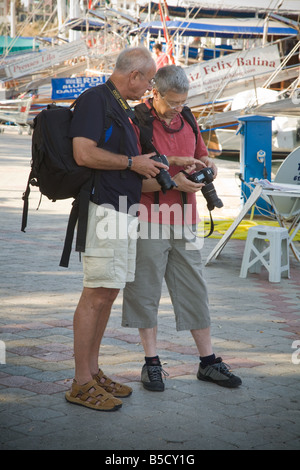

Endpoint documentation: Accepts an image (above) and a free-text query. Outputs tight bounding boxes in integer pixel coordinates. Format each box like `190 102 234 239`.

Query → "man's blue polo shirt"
69 84 142 213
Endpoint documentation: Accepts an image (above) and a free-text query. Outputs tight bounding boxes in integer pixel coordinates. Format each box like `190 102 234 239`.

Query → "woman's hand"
168 156 199 168
168 156 218 178
172 171 204 193
197 156 218 178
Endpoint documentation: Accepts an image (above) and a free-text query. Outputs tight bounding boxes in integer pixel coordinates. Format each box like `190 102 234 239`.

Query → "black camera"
187 167 223 211
151 154 177 193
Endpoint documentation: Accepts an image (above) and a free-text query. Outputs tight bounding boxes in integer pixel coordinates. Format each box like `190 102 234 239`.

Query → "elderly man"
122 65 242 391
65 47 168 411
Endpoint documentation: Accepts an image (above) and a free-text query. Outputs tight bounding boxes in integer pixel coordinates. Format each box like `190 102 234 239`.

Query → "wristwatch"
127 156 133 170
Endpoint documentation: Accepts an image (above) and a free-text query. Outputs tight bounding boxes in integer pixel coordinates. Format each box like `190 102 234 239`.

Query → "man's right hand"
131 153 169 179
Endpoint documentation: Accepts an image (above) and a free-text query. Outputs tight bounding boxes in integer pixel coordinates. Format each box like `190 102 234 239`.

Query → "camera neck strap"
105 79 137 123
105 79 160 155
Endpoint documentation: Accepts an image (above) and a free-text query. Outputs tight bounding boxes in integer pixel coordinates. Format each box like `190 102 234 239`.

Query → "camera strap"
180 191 214 238
105 79 136 121
105 79 161 156
204 211 214 238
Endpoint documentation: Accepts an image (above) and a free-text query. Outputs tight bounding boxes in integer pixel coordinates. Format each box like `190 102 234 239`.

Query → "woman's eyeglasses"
159 93 189 109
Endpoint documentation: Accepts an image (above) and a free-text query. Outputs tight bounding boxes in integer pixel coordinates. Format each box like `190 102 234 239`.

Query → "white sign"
4 40 88 79
186 44 281 97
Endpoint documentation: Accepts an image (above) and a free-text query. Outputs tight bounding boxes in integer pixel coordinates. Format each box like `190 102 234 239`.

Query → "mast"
10 0 16 38
158 0 174 64
57 0 67 37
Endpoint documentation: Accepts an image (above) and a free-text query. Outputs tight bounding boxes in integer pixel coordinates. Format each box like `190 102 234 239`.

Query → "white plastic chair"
240 225 290 282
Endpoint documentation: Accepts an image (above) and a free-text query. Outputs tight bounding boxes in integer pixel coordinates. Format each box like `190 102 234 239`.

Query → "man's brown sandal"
93 369 132 398
65 379 122 411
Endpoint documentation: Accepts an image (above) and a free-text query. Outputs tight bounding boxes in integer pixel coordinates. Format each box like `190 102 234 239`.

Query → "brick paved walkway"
0 130 299 450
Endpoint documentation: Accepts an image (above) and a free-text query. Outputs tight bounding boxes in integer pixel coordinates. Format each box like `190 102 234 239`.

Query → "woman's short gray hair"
115 47 155 74
154 65 190 95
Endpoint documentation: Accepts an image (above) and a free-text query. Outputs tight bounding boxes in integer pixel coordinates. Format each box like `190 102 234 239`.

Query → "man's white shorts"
82 202 138 289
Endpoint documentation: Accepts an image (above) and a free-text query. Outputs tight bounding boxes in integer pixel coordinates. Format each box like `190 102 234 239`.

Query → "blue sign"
51 76 106 99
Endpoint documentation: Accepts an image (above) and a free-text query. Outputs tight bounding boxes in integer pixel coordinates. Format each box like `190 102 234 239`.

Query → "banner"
51 76 106 99
4 40 88 79
186 44 281 98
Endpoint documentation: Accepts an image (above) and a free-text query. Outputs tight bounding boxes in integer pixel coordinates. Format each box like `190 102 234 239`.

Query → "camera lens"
150 154 176 193
201 183 224 211
156 170 176 193
186 168 223 211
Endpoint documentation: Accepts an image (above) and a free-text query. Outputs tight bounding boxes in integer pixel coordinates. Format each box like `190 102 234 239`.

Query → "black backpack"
21 88 108 268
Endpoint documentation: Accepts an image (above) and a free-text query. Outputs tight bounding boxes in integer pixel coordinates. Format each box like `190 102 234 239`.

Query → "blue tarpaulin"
131 18 298 38
66 18 106 31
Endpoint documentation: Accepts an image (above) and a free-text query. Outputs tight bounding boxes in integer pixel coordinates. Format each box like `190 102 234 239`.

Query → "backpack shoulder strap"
181 106 198 143
134 102 199 150
134 102 153 127
60 89 111 267
134 102 156 154
59 175 94 267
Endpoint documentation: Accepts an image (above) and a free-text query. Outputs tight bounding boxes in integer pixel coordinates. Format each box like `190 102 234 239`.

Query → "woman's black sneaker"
197 357 242 388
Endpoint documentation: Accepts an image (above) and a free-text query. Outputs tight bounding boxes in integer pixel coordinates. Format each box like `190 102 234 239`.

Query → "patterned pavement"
0 129 299 451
